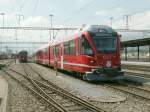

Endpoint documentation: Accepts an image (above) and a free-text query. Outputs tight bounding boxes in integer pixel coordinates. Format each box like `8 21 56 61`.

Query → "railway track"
124 71 150 79
0 59 14 69
30 63 150 101
105 81 150 101
122 64 150 72
3 68 65 112
3 63 107 112
28 63 150 102
4 59 15 66
122 82 150 93
122 63 150 79
122 64 150 79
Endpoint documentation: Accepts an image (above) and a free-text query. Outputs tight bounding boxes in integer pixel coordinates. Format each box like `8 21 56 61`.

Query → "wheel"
82 74 87 81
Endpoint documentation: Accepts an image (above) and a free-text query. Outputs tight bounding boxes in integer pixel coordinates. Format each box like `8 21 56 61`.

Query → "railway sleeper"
68 107 88 112
62 103 76 107
59 100 71 104
66 105 85 111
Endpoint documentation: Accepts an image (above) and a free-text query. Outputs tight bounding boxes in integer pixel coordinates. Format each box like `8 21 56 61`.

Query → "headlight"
90 60 95 63
106 61 111 67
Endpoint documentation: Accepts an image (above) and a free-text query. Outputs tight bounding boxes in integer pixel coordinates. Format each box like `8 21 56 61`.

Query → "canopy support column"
149 45 150 61
137 45 140 61
125 47 127 61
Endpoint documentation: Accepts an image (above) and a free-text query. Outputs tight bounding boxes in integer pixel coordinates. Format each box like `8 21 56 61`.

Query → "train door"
60 44 64 69
49 46 51 66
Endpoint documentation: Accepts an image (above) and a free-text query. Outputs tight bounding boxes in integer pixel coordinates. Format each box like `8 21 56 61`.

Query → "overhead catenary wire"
62 0 126 28
19 0 27 13
9 0 16 12
61 0 95 25
112 7 150 29
32 0 39 16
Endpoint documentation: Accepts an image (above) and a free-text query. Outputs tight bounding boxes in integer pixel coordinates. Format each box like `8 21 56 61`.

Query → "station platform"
121 61 150 66
0 74 8 112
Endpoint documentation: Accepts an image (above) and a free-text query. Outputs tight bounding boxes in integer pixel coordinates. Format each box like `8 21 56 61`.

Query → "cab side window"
78 37 81 55
82 37 93 55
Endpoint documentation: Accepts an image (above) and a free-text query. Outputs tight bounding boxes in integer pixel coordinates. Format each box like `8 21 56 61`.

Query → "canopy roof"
121 37 150 47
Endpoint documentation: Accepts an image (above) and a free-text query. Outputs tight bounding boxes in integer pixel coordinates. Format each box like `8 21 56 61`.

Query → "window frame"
81 36 93 56
69 40 75 55
64 41 70 55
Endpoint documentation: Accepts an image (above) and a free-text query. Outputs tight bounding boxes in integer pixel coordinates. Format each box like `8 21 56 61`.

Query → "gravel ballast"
30 63 150 112
0 65 58 112
1 62 150 112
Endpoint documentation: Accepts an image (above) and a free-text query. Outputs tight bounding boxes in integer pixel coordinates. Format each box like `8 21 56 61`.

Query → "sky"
0 0 150 54
1 0 150 27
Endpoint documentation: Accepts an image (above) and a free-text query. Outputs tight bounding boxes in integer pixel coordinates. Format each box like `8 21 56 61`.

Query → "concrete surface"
122 61 150 66
0 74 8 112
57 75 126 102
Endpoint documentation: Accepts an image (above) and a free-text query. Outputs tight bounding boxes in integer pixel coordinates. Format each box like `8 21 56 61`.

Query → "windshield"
82 37 93 56
92 36 117 53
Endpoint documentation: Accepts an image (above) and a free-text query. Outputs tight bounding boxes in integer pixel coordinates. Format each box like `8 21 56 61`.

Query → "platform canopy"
121 37 150 47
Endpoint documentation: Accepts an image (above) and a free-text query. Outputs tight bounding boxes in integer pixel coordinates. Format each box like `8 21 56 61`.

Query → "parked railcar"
18 50 28 63
35 25 124 81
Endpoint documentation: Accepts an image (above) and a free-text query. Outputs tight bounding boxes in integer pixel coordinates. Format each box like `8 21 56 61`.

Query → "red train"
18 50 28 63
35 25 124 81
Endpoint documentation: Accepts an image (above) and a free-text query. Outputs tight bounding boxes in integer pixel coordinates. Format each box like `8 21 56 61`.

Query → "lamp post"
49 14 54 40
123 15 131 30
110 17 113 28
15 14 24 60
16 14 24 26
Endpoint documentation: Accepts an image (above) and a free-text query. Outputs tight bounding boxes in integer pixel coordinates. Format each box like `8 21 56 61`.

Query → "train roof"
36 25 117 51
50 25 116 46
18 50 28 53
18 50 28 54
79 25 116 33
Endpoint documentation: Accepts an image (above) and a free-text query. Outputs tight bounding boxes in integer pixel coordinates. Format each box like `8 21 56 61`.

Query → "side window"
78 38 81 55
64 42 70 55
53 47 55 57
45 48 48 56
70 40 75 55
82 37 93 55
53 46 59 57
55 46 59 56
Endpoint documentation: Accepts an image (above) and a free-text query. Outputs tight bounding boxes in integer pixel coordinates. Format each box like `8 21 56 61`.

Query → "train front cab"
80 26 124 81
18 51 28 63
